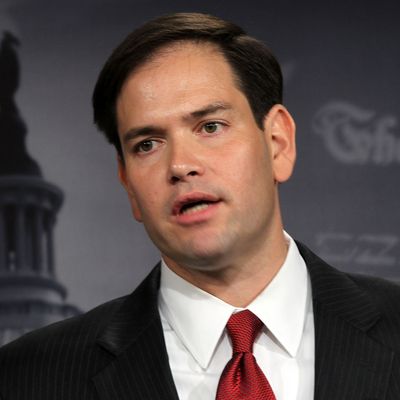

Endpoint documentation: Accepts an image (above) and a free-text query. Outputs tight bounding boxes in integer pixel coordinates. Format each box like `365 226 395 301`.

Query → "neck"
163 229 289 308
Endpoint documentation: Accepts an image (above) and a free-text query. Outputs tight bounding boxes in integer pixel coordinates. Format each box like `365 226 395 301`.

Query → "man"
0 12 399 400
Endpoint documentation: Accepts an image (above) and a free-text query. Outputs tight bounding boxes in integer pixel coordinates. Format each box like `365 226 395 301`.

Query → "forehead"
135 40 236 79
116 42 246 126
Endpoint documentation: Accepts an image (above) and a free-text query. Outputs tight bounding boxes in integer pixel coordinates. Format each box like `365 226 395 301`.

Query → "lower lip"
173 202 220 225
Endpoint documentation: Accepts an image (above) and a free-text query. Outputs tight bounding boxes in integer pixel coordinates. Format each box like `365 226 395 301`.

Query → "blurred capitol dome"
0 31 80 345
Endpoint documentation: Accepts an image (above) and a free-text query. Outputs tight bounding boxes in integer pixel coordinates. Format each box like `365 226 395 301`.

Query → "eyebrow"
121 101 233 145
122 126 160 145
184 101 233 121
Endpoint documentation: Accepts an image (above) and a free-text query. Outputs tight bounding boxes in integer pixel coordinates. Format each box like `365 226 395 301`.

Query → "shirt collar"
158 233 309 369
247 233 309 357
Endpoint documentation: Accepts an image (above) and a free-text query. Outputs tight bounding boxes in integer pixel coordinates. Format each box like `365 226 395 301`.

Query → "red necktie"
216 310 276 400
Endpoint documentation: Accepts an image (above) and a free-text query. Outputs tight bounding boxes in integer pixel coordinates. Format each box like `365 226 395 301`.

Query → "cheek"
126 191 143 222
129 184 164 223
221 138 271 182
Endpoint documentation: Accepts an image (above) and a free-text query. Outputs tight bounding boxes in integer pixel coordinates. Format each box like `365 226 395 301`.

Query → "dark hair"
92 12 283 156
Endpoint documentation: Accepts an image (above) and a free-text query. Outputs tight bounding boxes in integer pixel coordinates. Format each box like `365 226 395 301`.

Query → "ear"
117 156 143 222
263 104 296 183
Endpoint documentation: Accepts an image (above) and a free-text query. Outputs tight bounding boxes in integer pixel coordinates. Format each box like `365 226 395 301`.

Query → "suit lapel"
298 243 394 400
92 265 179 400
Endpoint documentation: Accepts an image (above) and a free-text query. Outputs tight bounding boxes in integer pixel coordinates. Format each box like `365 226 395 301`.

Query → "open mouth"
172 192 221 217
180 200 214 215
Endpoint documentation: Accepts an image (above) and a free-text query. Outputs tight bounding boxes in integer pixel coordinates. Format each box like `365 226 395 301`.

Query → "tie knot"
226 310 263 353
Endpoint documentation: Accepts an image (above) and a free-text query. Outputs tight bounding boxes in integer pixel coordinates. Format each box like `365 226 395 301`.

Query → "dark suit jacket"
0 243 399 399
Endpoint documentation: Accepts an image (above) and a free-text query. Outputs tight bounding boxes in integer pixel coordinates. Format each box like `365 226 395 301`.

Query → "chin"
157 226 241 268
174 238 235 270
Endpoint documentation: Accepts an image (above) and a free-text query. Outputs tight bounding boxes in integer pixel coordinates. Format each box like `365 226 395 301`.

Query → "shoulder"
0 296 128 399
347 272 400 320
348 272 400 298
298 240 400 347
0 295 126 371
0 264 161 366
297 239 400 306
0 265 162 399
343 273 400 353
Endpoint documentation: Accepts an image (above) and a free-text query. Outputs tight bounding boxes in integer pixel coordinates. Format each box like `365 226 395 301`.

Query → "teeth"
181 202 210 215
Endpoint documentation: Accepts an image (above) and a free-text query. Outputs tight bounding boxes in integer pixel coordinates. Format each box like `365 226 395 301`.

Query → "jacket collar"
297 241 381 331
297 241 393 400
93 264 179 400
97 244 382 353
96 265 161 356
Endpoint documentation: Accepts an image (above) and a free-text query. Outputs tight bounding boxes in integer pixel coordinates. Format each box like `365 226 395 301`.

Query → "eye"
201 121 223 134
134 140 157 154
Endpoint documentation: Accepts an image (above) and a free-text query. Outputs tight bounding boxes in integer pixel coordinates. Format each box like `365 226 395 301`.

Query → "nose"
167 140 205 184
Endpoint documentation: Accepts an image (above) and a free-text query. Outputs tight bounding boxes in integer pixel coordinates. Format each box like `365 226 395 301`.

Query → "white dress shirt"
158 234 315 400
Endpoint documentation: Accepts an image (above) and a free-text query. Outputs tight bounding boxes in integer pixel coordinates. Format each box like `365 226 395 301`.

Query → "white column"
15 205 26 271
0 205 6 270
46 214 55 275
33 208 44 272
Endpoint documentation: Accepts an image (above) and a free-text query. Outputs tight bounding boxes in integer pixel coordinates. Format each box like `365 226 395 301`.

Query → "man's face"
117 42 295 272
